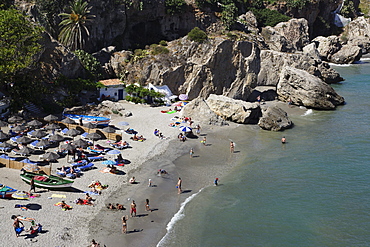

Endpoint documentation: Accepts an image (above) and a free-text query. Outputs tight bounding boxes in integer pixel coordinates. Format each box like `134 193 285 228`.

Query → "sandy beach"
0 100 305 247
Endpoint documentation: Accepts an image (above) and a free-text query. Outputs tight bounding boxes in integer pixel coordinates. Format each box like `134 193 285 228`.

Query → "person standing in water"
177 177 182 194
281 136 286 144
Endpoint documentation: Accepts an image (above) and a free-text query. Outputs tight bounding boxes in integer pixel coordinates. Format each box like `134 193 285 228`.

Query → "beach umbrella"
8 116 23 123
66 128 80 138
179 126 192 133
22 163 40 172
36 139 50 148
86 132 101 145
49 134 64 142
74 138 88 148
12 125 26 132
44 114 58 122
12 191 29 200
0 120 8 129
102 160 117 165
0 131 9 140
45 123 60 131
62 118 76 125
0 142 13 148
107 149 120 155
179 94 188 101
16 136 32 144
102 126 116 140
31 130 47 139
43 152 60 161
60 142 75 151
117 121 129 127
84 122 96 132
27 120 43 128
18 146 33 156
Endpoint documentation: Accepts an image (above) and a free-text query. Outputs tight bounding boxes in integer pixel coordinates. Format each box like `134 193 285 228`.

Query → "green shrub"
74 50 102 80
251 8 291 27
286 0 309 9
150 44 170 55
187 27 208 43
159 40 168 46
165 0 186 15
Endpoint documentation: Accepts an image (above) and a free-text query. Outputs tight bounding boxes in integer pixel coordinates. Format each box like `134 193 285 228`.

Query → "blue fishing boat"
63 113 110 126
0 184 17 199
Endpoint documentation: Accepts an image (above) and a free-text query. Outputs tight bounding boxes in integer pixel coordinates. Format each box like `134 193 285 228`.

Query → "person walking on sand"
130 200 137 217
196 124 201 135
148 178 152 187
29 177 36 193
177 177 182 194
145 199 152 212
201 137 206 146
122 215 128 234
90 239 100 247
190 148 194 158
214 178 219 186
13 217 24 237
230 141 235 153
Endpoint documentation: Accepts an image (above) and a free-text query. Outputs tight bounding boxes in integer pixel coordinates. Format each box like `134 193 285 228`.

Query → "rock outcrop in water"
277 67 345 109
258 105 293 131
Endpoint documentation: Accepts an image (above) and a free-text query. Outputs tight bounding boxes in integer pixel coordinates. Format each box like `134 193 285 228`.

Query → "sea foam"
302 109 313 116
157 188 203 247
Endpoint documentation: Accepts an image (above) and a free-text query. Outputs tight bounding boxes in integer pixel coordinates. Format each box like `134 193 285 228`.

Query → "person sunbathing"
116 203 125 210
107 203 116 210
129 177 136 184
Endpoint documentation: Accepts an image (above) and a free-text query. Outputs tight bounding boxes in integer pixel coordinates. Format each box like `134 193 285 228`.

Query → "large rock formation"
109 37 261 101
343 17 370 55
205 94 261 124
33 33 86 82
258 106 293 131
313 36 362 64
180 97 227 126
262 18 310 53
277 67 345 109
258 50 343 85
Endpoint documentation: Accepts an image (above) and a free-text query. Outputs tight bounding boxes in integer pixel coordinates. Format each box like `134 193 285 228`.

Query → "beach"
0 100 305 247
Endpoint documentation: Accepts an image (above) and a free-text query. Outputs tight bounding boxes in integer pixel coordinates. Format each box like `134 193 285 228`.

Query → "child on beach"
190 148 194 158
148 178 152 187
145 199 152 212
214 178 219 186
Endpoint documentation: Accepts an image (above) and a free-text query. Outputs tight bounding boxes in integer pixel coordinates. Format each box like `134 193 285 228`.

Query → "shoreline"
0 100 306 247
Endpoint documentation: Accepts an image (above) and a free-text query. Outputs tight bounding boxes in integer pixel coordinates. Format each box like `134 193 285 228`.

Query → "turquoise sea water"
159 62 370 247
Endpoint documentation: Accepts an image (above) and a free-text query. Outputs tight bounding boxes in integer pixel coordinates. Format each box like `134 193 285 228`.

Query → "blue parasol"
179 126 192 133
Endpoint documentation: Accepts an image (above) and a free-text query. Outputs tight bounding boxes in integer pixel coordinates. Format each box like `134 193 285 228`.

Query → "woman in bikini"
122 215 128 234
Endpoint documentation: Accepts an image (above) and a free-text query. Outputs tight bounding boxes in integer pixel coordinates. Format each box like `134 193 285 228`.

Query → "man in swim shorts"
130 200 136 217
13 217 24 237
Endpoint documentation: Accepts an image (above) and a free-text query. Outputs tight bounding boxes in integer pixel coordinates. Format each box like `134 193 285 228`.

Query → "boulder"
237 11 259 34
302 42 321 60
277 67 345 109
258 106 293 131
262 18 310 52
180 97 227 126
258 50 343 85
344 17 370 54
205 94 261 124
330 44 362 64
313 36 342 61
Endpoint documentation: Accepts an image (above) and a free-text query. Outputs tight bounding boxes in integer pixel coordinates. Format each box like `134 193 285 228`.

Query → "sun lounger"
79 162 94 171
26 130 35 138
86 156 104 161
11 149 27 156
81 132 89 139
87 147 104 154
60 128 69 135
10 136 20 143
0 145 12 152
71 160 87 168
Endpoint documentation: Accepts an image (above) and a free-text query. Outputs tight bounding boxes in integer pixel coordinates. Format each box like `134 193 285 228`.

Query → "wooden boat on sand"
20 171 74 189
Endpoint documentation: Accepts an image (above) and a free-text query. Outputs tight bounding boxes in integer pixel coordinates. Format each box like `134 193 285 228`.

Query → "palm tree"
58 0 95 51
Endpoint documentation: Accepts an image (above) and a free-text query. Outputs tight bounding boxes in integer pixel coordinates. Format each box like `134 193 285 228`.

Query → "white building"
99 79 127 101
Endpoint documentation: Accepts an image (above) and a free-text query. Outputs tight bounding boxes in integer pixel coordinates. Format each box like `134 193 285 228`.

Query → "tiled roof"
99 79 123 86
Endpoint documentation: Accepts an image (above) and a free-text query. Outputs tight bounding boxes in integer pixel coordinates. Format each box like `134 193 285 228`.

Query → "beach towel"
84 191 100 196
166 110 177 114
51 194 66 198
